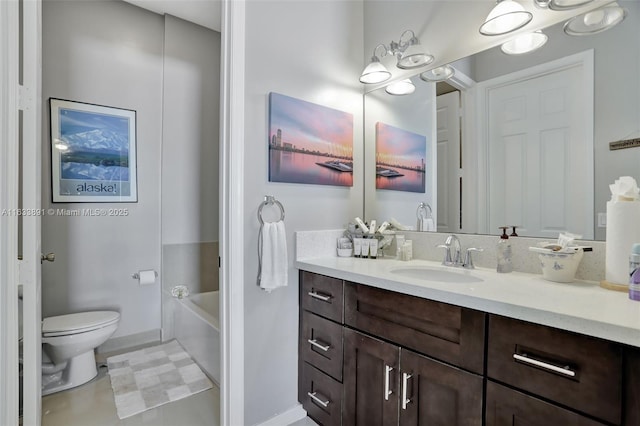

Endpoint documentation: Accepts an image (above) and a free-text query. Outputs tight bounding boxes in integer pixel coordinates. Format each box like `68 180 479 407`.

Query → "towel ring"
258 195 285 224
417 202 432 220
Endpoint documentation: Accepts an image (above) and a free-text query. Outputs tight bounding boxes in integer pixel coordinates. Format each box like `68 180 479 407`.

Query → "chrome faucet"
437 234 462 266
437 234 484 269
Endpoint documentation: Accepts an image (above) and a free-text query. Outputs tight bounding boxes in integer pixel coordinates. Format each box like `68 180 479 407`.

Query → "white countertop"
295 257 640 348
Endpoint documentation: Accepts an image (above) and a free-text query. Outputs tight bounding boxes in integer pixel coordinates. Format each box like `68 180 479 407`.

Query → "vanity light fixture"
385 79 416 96
563 2 627 36
534 0 596 11
479 0 533 36
393 30 434 69
501 30 548 54
420 65 455 82
360 30 434 83
359 44 392 84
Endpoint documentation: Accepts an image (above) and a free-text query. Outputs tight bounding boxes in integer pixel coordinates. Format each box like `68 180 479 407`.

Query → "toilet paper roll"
605 201 640 285
138 270 157 286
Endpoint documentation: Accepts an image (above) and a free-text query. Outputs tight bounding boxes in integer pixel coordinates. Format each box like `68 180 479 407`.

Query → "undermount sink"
389 266 484 283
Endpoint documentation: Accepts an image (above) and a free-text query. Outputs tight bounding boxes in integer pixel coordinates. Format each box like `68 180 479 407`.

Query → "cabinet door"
486 381 606 426
625 347 640 426
343 328 400 426
399 349 483 426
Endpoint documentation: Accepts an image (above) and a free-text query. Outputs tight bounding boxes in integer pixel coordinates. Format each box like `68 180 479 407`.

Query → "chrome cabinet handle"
384 365 393 401
513 353 576 377
308 291 331 302
307 391 330 408
401 372 413 410
307 339 330 352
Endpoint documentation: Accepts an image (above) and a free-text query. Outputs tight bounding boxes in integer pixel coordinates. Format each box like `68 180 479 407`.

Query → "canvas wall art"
375 122 426 193
50 98 137 202
268 92 354 187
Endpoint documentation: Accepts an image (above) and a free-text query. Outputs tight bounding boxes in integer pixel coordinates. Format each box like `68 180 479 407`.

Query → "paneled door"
436 91 461 234
478 51 594 239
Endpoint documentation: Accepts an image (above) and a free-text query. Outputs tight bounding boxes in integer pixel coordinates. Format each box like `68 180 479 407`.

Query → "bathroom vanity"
296 259 640 426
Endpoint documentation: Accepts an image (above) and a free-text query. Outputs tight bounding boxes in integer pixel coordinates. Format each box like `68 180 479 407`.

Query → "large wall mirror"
363 0 639 241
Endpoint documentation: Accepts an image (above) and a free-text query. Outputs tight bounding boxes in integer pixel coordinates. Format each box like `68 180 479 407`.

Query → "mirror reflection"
364 1 639 241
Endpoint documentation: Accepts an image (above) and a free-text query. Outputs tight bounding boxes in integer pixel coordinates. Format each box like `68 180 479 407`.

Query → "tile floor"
40 343 316 426
41 364 220 426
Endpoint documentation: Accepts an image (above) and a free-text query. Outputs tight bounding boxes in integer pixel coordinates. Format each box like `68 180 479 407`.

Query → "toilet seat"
43 311 120 337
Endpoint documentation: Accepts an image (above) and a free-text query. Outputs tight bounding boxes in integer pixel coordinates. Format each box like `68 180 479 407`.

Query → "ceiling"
123 0 221 32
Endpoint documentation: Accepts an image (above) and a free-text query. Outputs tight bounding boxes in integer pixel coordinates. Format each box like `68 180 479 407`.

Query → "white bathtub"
173 291 220 385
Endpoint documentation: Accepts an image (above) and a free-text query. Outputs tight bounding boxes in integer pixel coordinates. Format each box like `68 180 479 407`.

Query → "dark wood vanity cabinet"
299 271 485 426
298 270 639 426
342 328 483 426
487 315 623 425
486 381 606 426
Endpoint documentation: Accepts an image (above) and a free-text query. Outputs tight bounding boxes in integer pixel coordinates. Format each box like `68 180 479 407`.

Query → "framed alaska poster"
50 98 138 202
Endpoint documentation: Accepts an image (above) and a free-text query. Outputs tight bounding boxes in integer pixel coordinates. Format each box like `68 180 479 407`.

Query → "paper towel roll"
606 201 640 285
138 270 157 286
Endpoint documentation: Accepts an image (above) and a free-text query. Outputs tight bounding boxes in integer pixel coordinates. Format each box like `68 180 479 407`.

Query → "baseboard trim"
97 329 161 354
254 403 307 426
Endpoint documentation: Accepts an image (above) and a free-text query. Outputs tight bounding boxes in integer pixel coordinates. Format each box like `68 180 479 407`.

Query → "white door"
479 52 594 239
437 91 461 233
20 0 43 424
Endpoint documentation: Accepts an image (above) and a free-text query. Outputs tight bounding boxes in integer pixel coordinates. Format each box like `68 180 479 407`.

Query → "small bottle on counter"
497 227 513 273
629 243 640 301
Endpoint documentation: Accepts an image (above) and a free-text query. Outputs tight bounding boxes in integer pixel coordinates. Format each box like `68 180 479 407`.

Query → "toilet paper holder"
131 270 158 280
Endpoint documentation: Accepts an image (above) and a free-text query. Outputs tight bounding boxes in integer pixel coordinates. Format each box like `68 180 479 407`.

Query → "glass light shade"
548 0 596 11
479 0 533 36
397 44 434 69
501 31 548 55
359 58 392 84
563 3 626 36
420 65 455 82
385 79 416 96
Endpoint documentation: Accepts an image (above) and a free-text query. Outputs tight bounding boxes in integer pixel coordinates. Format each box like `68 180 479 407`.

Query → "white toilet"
41 311 120 396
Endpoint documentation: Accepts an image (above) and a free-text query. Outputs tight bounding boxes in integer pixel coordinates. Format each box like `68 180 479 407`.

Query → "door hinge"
18 85 32 111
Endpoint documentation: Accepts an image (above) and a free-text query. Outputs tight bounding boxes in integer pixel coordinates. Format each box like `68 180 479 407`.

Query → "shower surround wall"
160 15 220 342
42 1 219 349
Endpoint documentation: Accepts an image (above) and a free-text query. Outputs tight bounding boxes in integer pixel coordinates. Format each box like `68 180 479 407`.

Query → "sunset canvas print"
268 92 354 187
375 122 426 193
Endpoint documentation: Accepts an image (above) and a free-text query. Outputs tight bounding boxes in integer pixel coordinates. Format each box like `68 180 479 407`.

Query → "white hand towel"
259 220 288 292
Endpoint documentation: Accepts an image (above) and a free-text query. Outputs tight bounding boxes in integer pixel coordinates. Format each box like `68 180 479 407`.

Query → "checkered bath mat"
107 340 213 419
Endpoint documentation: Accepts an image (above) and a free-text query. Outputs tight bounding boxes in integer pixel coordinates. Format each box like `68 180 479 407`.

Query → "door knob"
41 253 55 263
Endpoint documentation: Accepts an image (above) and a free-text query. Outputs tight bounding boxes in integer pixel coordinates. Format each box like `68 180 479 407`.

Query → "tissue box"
538 248 584 283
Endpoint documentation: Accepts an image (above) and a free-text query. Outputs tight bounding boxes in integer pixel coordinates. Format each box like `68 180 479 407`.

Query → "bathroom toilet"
41 311 119 396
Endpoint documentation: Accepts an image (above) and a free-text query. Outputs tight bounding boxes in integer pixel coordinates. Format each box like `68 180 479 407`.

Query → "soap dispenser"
497 226 513 273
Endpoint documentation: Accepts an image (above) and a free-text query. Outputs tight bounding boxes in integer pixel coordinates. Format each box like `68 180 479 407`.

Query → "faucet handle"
463 247 484 269
436 244 453 265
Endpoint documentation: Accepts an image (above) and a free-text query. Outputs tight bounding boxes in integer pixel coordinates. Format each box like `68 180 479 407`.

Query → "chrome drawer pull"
307 391 330 408
308 291 332 302
401 372 413 410
384 365 393 401
307 339 331 352
513 353 576 377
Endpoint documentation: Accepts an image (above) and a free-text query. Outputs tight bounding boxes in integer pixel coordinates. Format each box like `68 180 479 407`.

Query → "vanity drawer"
344 282 485 374
487 315 622 424
300 271 344 323
486 380 606 426
300 362 343 426
300 311 343 381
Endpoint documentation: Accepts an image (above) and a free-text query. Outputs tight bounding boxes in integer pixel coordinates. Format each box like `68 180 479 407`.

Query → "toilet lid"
43 311 120 335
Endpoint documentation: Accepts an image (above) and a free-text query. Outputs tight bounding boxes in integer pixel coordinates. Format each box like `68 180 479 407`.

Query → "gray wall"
42 0 164 338
243 1 364 423
42 1 220 340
